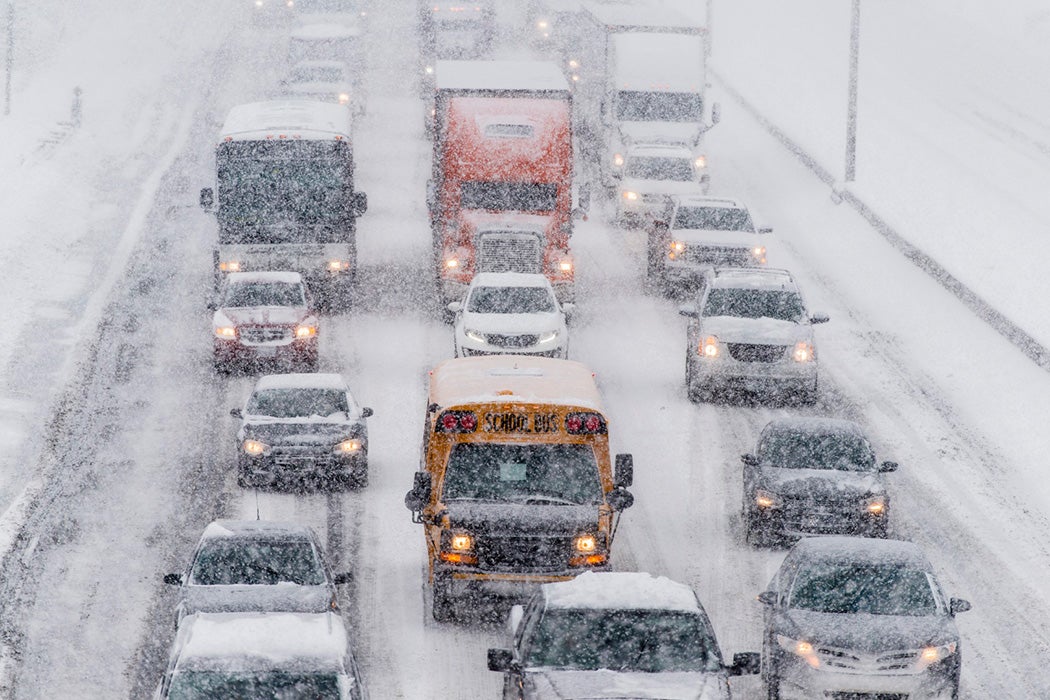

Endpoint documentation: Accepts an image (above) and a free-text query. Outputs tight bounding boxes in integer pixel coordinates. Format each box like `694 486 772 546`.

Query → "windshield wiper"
505 494 577 506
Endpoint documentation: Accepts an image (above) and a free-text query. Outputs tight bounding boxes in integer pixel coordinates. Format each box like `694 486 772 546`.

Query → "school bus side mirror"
405 471 432 513
607 488 634 512
614 454 633 488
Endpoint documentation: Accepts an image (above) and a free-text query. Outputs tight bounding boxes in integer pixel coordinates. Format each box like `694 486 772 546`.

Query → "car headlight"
612 152 624 167
444 256 459 269
755 489 778 509
557 258 573 273
214 326 237 339
424 64 434 75
668 240 685 261
538 330 559 344
777 635 820 668
865 496 887 516
694 155 707 169
327 259 350 271
536 19 549 30
242 439 269 456
792 341 815 362
699 335 719 358
335 438 363 454
752 245 767 263
918 641 957 667
295 324 317 339
621 190 638 201
338 93 350 105
464 329 485 343
218 260 241 272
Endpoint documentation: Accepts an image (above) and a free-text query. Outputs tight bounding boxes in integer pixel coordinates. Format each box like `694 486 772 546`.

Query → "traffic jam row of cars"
155 1 973 698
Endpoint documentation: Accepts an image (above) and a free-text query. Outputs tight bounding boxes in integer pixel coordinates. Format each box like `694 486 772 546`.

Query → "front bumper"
752 504 887 538
237 450 366 487
691 355 817 393
214 338 317 368
774 651 959 700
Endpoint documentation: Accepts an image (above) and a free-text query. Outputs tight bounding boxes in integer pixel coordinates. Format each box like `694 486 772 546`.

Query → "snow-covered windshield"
168 671 341 699
616 91 703 122
624 156 693 182
674 206 754 231
788 564 940 616
703 288 805 322
525 609 721 672
223 282 306 308
442 443 602 504
460 181 558 212
467 286 556 314
290 66 345 83
189 538 325 586
759 432 875 471
247 389 349 418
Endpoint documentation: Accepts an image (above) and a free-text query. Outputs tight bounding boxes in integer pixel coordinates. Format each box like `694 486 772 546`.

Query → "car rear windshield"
624 156 694 182
247 388 349 419
442 443 602 505
290 66 344 83
169 671 341 699
467 286 556 314
223 282 306 308
759 431 875 471
190 538 325 586
788 563 941 616
703 288 805 322
525 609 721 672
673 206 754 231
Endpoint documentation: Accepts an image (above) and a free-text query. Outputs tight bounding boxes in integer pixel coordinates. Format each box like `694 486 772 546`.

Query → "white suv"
613 143 708 226
678 268 828 404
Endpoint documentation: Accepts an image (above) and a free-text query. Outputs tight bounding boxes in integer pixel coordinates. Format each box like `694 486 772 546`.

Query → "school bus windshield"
442 443 602 505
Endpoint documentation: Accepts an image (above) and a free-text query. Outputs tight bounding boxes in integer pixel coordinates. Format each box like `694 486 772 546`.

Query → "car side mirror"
607 487 634 511
879 460 898 472
230 408 243 419
757 226 773 234
950 598 972 615
199 187 214 211
333 572 353 585
809 313 830 324
206 298 217 311
757 591 778 606
405 471 432 512
447 301 463 314
728 651 760 676
561 302 575 317
614 454 633 487
487 648 516 673
350 191 368 217
360 407 374 419
507 604 524 636
678 304 698 318
163 573 182 586
741 453 760 467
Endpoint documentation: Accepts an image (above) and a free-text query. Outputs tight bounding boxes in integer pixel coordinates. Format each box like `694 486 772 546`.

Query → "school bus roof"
430 356 603 412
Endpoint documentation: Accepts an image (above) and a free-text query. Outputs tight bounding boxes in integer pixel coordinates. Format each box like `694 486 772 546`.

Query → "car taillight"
566 412 606 434
436 410 477 433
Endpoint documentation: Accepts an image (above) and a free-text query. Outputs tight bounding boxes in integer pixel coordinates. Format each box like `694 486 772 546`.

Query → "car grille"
463 348 560 358
815 643 922 674
777 494 869 533
239 326 293 343
683 245 756 267
485 333 539 348
827 693 908 700
476 232 542 274
727 343 786 363
476 536 572 573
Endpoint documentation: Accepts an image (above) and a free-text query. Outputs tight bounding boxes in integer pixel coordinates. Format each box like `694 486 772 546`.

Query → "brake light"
436 410 477 433
566 412 606 435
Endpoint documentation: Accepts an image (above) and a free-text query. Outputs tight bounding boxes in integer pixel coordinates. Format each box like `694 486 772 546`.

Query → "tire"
432 579 456 623
766 675 781 700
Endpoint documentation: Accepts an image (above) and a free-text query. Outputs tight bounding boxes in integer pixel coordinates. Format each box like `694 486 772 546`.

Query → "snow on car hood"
445 502 600 537
461 312 563 335
183 582 333 616
218 306 310 326
783 609 957 654
702 316 810 345
619 122 704 147
619 178 705 197
674 229 764 247
526 669 726 700
758 467 886 498
243 421 357 446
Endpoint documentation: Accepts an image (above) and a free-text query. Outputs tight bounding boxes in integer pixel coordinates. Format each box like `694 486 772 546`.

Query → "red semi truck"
427 60 582 305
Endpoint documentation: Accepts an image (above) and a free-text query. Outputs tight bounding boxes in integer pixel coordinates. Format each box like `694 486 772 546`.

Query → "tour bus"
200 100 367 309
404 355 635 622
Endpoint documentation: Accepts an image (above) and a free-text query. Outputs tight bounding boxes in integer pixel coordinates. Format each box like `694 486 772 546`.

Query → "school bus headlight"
218 261 242 272
242 439 269 456
214 326 237 339
574 534 597 553
449 533 474 551
538 330 559 344
338 93 350 105
295 324 317 339
335 438 363 454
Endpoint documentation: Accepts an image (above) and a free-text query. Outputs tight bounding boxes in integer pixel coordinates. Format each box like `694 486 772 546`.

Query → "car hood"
703 316 809 345
619 178 705 197
619 122 703 147
242 421 357 446
782 609 957 653
526 669 726 700
182 583 333 616
460 312 564 335
445 502 600 537
673 229 763 247
758 467 885 498
217 306 310 326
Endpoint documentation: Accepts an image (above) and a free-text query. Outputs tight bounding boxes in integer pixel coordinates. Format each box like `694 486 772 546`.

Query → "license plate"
254 346 278 358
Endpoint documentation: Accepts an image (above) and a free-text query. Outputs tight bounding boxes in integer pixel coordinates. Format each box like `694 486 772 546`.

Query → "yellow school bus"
404 355 635 622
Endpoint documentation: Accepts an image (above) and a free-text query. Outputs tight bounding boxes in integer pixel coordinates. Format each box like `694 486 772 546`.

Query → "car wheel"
766 674 781 700
213 359 232 376
432 578 456 623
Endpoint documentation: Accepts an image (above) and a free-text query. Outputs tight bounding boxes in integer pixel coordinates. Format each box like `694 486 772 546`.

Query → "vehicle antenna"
255 490 261 521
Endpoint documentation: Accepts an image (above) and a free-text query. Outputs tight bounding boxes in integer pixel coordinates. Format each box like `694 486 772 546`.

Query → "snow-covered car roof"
289 21 362 39
435 60 569 94
220 100 351 142
673 195 747 210
430 356 602 411
792 536 933 570
225 271 305 286
199 519 317 541
173 612 349 672
468 272 555 290
708 267 796 291
761 416 868 439
541 572 701 613
626 143 694 158
252 373 350 392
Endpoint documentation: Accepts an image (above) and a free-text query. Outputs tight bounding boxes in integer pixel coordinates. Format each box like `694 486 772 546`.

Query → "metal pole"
704 0 713 63
845 0 860 182
3 2 13 116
